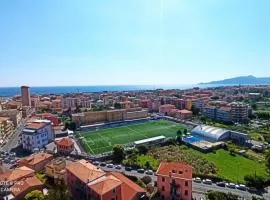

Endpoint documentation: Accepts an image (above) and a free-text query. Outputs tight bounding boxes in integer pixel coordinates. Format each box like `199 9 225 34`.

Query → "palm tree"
176 130 183 143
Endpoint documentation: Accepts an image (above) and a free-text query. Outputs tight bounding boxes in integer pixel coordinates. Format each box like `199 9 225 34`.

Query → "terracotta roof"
19 153 53 166
56 137 74 147
179 109 192 114
110 172 146 200
25 122 46 130
10 176 43 197
0 166 34 182
66 160 105 184
88 175 122 195
156 162 192 180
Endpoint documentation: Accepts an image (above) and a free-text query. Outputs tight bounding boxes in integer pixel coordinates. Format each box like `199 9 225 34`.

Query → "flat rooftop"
134 135 165 145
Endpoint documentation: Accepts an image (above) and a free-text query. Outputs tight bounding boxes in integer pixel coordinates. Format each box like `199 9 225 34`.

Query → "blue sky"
0 0 270 87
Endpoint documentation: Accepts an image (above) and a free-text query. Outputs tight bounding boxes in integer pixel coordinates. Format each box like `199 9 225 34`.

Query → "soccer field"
79 120 186 154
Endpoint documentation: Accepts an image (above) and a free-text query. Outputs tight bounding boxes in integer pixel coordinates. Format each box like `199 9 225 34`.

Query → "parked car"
125 167 132 171
193 177 202 183
10 159 16 164
137 168 145 173
145 170 154 175
216 181 226 187
226 183 236 189
93 161 100 166
100 162 106 167
115 165 122 170
107 164 114 168
237 184 247 191
202 179 212 185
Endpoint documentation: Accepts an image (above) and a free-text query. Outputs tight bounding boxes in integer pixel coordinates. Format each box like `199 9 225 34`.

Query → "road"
99 165 269 200
1 110 34 153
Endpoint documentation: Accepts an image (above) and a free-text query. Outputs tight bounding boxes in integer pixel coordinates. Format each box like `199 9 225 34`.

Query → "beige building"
45 158 66 182
0 117 14 141
21 86 31 107
51 99 63 113
72 108 148 125
0 109 22 126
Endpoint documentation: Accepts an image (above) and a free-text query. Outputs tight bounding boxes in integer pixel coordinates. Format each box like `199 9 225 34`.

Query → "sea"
0 84 239 97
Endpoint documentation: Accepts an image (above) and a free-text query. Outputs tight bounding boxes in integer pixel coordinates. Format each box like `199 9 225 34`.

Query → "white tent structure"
191 125 230 141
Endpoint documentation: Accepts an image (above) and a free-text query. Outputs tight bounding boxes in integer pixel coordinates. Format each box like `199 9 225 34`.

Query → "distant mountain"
200 75 270 85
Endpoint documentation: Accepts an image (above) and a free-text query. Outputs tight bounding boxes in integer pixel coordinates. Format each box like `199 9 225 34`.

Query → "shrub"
141 176 152 185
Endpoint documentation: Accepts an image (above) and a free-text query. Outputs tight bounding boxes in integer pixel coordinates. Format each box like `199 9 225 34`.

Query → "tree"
191 105 200 115
244 174 267 190
145 161 151 169
24 190 45 200
141 176 152 185
137 145 149 155
207 191 239 200
160 98 165 105
114 102 121 109
176 130 183 143
64 120 77 131
251 103 257 110
47 180 70 200
112 144 125 163
183 128 188 135
266 151 270 173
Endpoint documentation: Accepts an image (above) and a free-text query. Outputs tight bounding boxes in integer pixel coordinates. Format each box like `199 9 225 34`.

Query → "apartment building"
230 102 249 124
159 104 176 115
156 162 192 200
202 105 232 123
22 121 54 152
0 117 13 140
66 160 146 200
216 107 232 123
0 109 22 126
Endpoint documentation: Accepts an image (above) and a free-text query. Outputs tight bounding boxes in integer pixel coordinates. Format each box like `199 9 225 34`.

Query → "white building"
22 121 54 152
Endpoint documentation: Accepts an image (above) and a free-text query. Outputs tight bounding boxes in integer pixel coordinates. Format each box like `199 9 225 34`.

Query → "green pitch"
79 120 185 154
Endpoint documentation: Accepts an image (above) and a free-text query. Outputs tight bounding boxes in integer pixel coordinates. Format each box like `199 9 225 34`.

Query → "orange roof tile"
156 162 192 180
0 166 34 182
25 122 46 130
88 175 122 195
66 160 105 184
110 172 146 200
19 153 53 166
179 109 192 114
56 137 74 147
10 176 43 197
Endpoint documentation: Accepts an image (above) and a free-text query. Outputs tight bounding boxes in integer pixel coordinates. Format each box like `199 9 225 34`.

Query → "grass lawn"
190 149 268 183
79 120 185 154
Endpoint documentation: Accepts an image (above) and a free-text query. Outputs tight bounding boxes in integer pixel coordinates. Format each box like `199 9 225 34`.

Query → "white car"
202 179 212 185
107 164 114 168
193 177 202 183
145 170 154 175
226 183 236 189
236 184 247 191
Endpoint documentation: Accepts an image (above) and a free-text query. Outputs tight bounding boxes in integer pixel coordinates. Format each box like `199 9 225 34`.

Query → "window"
179 171 183 174
162 177 165 182
172 169 176 173
185 190 188 196
113 189 116 193
185 181 188 186
162 186 165 191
